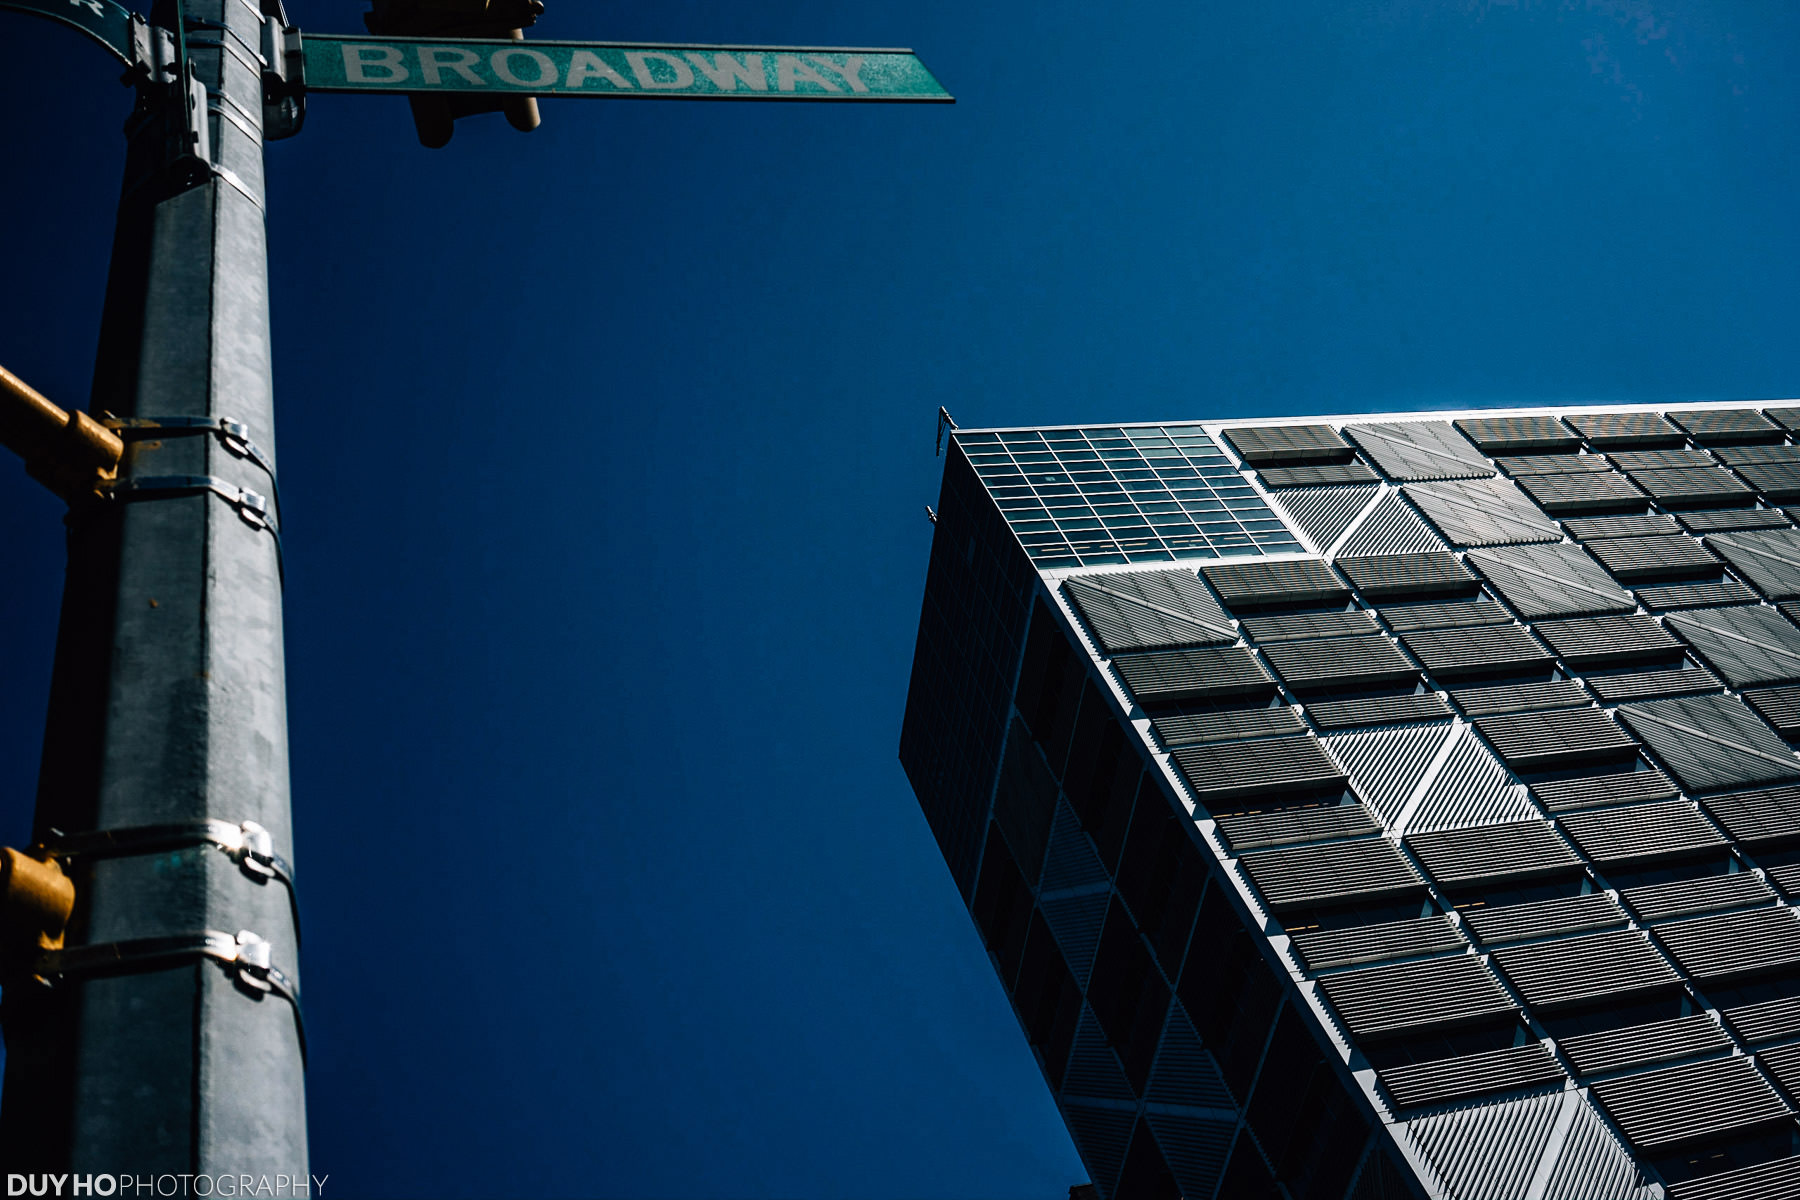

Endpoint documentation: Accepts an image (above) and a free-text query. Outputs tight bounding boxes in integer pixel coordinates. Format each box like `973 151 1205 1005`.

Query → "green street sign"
301 34 953 103
0 0 134 63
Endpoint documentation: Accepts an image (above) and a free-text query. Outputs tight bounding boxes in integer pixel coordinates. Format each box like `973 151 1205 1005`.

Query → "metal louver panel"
1466 543 1637 619
1221 423 1353 465
1462 891 1628 946
1769 863 1800 898
1696 785 1800 845
1584 534 1722 583
1151 706 1305 747
1498 453 1618 475
1270 485 1380 553
1744 685 1800 737
1588 667 1724 703
1061 1008 1136 1101
1669 1154 1800 1200
1452 679 1592 716
1378 599 1513 632
1653 905 1800 980
1406 821 1579 887
1214 803 1379 852
1063 571 1237 653
1379 1042 1564 1110
1258 634 1419 691
1723 997 1800 1046
1318 954 1515 1039
1530 768 1679 814
1335 552 1477 599
1239 608 1378 643
1236 837 1426 912
1144 1114 1236 1200
1770 408 1800 433
1610 449 1717 471
1567 410 1686 447
1290 913 1466 973
1589 1054 1791 1151
1307 692 1452 731
1533 613 1684 669
1622 871 1774 923
1558 799 1727 865
1334 491 1447 557
1732 463 1800 503
1399 623 1554 681
1624 467 1755 508
1474 707 1639 772
1706 528 1800 599
1061 1101 1136 1193
1112 645 1277 704
1619 693 1800 793
1322 722 1456 827
1145 1002 1233 1110
1344 420 1496 481
1670 407 1785 445
1564 513 1684 540
1636 579 1763 610
1257 462 1379 488
1200 558 1350 610
1456 415 1582 455
1405 478 1563 548
1539 1095 1662 1200
1406 728 1533 835
1041 802 1112 893
1678 507 1791 533
1515 470 1649 515
1040 890 1110 988
1490 928 1680 1008
1558 1012 1733 1078
1713 445 1800 468
1170 735 1347 806
1403 1089 1565 1200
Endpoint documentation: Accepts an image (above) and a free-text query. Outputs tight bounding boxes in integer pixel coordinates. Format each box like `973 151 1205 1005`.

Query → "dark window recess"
1085 898 1170 1095
994 719 1061 887
1116 795 1209 977
1360 1017 1529 1070
1281 896 1441 934
1604 855 1734 890
1446 875 1589 909
1518 756 1652 787
1180 886 1284 1104
1062 682 1142 873
1247 1004 1369 1200
972 825 1034 987
1567 409 1687 447
1222 423 1354 465
1650 1125 1800 1187
1707 969 1800 1010
1216 1132 1283 1200
1537 991 1691 1040
1015 599 1086 774
1114 1122 1182 1200
1015 913 1083 1091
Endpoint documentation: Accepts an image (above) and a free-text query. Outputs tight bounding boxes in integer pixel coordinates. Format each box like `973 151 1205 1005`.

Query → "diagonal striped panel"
1466 543 1637 619
1061 1101 1137 1196
1539 1095 1661 1200
1336 491 1448 557
1665 606 1800 689
1144 1113 1236 1200
1619 693 1800 793
1404 728 1534 836
1344 420 1496 481
1706 527 1800 600
1322 722 1457 828
1145 1001 1234 1111
1270 485 1380 553
1062 1008 1136 1102
1403 1088 1565 1200
1040 890 1110 988
1041 801 1110 894
1062 570 1237 653
1405 478 1563 548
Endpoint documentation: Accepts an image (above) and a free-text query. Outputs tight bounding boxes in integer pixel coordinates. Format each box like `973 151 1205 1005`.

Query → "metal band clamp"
108 415 279 493
109 474 277 533
46 819 293 887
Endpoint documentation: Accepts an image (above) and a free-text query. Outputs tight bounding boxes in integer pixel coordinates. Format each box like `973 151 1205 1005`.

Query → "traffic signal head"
363 1 546 148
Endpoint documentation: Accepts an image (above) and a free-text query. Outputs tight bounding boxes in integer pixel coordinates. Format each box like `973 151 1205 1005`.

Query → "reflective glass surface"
955 426 1303 567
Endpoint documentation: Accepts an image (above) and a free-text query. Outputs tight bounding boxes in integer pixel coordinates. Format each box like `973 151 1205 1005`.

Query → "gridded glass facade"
956 425 1303 567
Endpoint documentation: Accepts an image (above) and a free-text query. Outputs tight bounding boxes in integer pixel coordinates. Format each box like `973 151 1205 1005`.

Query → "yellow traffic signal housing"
364 0 546 147
0 364 123 501
0 848 74 985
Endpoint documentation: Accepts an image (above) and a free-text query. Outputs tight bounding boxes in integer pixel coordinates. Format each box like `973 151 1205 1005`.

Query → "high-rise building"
900 404 1800 1200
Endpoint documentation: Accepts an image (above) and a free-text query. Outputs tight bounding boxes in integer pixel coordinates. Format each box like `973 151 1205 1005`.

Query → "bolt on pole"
0 0 306 1175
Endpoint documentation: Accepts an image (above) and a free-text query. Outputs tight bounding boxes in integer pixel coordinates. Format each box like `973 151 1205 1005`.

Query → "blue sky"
1 1 1798 1197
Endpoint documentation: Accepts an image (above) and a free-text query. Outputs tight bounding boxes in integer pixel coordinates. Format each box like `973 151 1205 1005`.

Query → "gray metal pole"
1 0 306 1176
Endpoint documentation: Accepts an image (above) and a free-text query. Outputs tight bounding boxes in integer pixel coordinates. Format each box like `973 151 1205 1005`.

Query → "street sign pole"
0 0 307 1176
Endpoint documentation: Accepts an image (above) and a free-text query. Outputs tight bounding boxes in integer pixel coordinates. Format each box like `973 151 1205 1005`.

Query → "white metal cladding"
1536 1095 1663 1200
1063 1008 1136 1102
1335 490 1449 557
1403 726 1533 836
1039 889 1109 988
1402 1088 1566 1200
1272 485 1381 554
1041 801 1110 893
1322 722 1457 829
